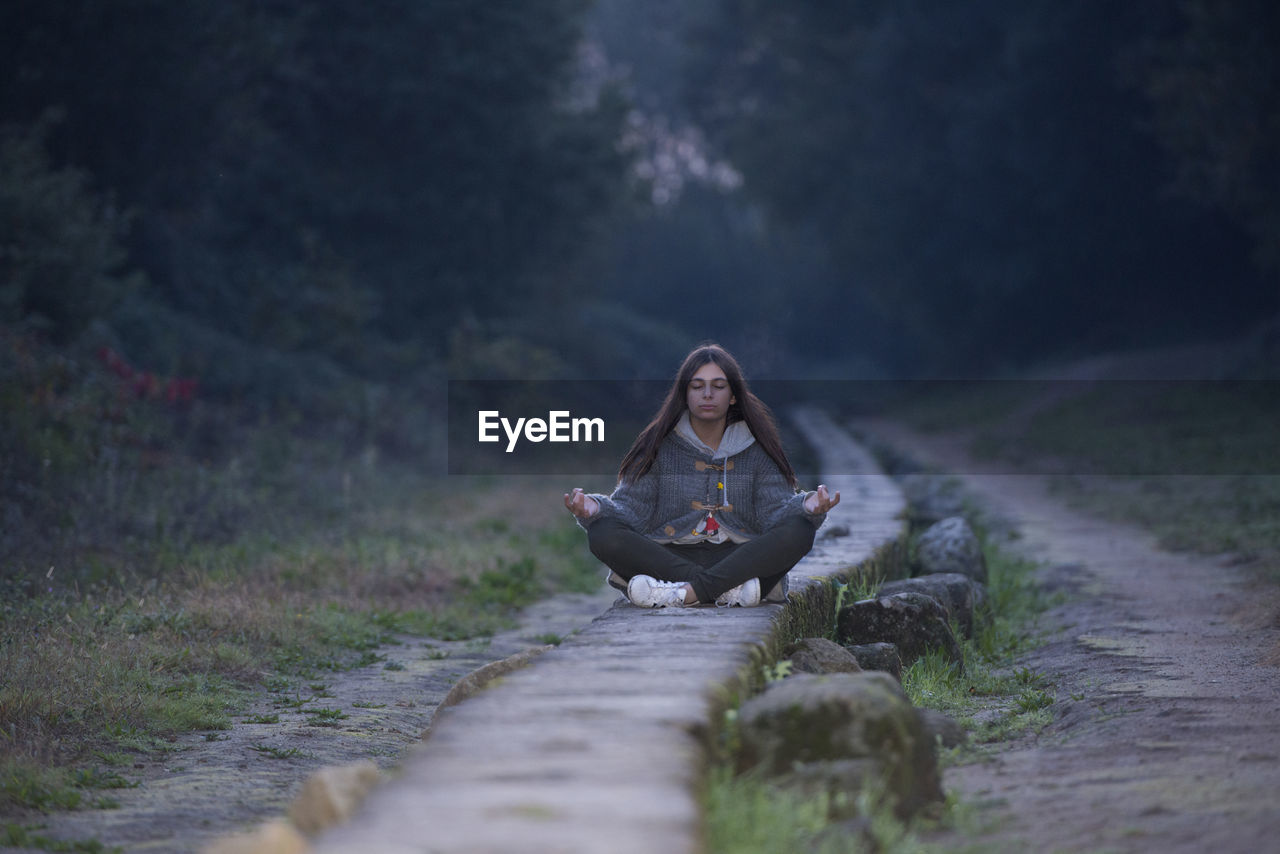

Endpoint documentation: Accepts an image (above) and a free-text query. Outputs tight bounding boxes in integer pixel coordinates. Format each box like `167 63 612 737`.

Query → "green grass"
706 526 1056 853
872 381 1040 436
1021 382 1280 476
303 707 348 727
1019 382 1280 579
0 327 613 812
248 745 311 761
880 379 1280 582
704 765 934 854
0 762 136 815
1 823 122 853
900 542 1061 748
243 714 279 724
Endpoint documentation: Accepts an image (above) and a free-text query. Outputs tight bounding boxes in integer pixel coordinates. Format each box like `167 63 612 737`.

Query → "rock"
201 820 310 854
917 708 968 749
879 573 987 638
436 644 554 714
737 672 944 818
836 593 964 669
810 814 878 851
288 760 380 836
820 523 851 540
898 474 967 526
915 516 987 583
843 642 903 681
786 637 863 675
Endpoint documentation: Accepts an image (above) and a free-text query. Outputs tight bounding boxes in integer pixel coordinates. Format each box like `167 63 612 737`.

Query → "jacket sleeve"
578 468 659 534
752 450 826 532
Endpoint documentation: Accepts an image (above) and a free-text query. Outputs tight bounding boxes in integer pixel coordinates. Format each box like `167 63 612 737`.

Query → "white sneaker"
627 575 691 608
715 577 761 607
763 579 788 604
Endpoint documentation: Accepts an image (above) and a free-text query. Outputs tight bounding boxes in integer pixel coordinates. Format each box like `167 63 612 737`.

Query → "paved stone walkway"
314 409 905 854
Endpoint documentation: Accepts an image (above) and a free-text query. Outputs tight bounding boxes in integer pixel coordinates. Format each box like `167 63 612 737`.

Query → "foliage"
1021 382 1280 476
0 760 136 815
685 0 1275 371
1 823 120 854
704 765 929 854
887 540 1060 760
0 0 629 392
1142 0 1280 271
0 115 140 340
0 322 606 794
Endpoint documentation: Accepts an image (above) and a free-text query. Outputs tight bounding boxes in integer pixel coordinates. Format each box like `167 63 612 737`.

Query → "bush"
0 113 141 340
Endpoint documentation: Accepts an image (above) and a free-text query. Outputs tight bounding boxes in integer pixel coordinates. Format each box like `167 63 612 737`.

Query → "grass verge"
878 379 1280 583
2 822 122 853
1 327 612 816
704 520 1056 853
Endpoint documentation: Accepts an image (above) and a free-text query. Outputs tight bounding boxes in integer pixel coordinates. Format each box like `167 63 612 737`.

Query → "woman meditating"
564 343 839 608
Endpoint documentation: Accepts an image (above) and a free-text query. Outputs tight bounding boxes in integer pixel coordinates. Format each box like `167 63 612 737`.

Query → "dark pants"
587 515 816 603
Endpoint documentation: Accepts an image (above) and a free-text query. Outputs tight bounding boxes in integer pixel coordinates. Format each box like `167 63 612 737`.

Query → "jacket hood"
674 411 756 459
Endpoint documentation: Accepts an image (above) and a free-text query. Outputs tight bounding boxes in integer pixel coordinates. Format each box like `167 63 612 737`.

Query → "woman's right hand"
563 487 599 519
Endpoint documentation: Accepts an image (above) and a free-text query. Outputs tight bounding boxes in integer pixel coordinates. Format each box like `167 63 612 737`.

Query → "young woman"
564 343 839 608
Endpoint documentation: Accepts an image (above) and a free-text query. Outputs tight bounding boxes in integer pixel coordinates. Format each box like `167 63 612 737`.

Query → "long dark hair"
617 343 798 489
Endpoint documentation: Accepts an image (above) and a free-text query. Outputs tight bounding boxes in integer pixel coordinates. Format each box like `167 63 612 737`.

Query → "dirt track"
7 588 616 854
859 417 1280 853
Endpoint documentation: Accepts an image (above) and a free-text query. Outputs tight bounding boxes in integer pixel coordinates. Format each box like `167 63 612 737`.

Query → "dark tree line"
2 0 1278 387
1 0 627 395
682 0 1279 372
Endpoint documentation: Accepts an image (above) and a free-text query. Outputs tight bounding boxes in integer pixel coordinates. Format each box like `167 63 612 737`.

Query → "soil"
857 416 1280 853
4 586 619 854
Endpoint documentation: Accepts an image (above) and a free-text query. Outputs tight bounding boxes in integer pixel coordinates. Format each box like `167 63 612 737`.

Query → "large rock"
737 672 943 818
879 573 987 638
843 643 903 681
836 593 964 669
917 708 968 749
786 637 863 675
898 474 967 527
289 760 380 834
915 516 987 583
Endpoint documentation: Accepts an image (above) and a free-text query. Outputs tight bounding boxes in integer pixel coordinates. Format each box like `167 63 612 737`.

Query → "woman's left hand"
804 484 841 514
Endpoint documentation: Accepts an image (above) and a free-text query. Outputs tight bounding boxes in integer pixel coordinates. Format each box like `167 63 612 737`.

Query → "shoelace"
661 588 689 606
715 582 748 607
632 577 689 607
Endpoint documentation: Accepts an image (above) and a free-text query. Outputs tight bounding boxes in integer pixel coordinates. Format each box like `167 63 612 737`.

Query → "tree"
0 114 140 340
1143 0 1280 272
686 0 1269 371
1 0 629 387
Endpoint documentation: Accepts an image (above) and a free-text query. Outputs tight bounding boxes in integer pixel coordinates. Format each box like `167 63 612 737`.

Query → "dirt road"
859 418 1280 853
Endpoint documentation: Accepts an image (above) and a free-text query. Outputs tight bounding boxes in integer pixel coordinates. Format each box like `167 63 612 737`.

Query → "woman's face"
686 361 735 425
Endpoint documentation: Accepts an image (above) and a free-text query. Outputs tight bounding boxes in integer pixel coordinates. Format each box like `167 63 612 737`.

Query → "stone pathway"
311 409 906 854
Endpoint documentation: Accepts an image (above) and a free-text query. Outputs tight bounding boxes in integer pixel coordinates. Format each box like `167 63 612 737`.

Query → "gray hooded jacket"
581 413 825 543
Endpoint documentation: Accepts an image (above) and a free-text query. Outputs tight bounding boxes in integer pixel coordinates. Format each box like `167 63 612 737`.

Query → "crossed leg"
587 515 815 603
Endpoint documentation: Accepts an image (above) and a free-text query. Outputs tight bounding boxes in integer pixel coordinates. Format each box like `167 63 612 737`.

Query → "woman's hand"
804 484 841 515
563 487 599 519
